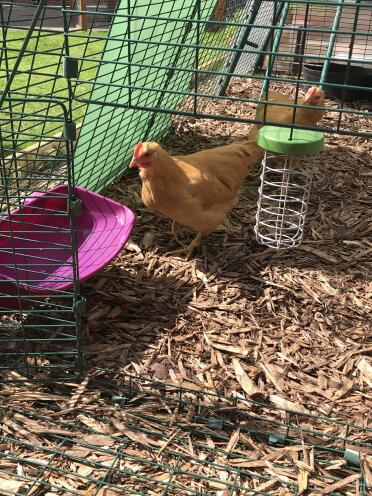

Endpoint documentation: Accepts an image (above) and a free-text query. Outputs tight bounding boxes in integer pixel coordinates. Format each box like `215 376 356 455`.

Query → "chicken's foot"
166 232 204 260
171 221 188 248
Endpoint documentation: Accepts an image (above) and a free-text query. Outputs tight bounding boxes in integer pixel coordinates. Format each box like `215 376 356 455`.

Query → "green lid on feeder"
258 126 324 156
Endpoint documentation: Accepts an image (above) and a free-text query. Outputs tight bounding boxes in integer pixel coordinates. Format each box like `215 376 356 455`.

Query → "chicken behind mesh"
248 86 326 141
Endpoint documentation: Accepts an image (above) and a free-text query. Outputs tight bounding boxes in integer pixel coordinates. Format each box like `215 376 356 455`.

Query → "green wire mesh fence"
0 0 371 380
65 0 372 126
0 2 84 380
62 0 372 192
2 0 371 197
1 368 371 495
0 4 370 492
0 96 84 381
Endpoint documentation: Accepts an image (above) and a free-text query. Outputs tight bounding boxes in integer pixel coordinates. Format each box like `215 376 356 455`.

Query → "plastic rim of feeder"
258 126 324 156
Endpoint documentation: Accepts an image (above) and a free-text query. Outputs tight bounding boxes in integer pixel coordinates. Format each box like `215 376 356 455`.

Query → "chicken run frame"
0 0 371 494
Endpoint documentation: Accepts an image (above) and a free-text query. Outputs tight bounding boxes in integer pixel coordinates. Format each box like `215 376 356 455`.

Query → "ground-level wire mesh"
0 368 371 494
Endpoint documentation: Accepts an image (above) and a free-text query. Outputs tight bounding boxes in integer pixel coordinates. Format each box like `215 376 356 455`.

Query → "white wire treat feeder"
255 126 324 250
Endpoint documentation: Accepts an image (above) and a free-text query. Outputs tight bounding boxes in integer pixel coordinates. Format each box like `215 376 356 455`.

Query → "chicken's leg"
171 220 188 248
166 232 204 260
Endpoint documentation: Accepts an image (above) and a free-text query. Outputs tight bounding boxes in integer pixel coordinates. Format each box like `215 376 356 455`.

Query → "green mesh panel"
73 0 215 192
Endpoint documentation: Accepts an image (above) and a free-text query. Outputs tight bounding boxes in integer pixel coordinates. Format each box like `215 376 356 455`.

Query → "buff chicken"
130 140 263 258
248 86 326 140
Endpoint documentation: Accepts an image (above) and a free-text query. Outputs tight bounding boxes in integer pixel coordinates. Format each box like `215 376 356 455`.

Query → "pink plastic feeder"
0 184 135 308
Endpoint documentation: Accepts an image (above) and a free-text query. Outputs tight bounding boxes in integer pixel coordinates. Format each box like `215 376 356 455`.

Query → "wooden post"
78 0 87 30
206 0 226 32
213 0 225 22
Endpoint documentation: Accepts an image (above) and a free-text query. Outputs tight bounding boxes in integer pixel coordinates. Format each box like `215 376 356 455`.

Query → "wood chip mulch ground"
1 78 371 495
84 78 371 424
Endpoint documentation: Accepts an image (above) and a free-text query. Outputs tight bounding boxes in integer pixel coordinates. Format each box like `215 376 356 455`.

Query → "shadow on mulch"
80 260 196 368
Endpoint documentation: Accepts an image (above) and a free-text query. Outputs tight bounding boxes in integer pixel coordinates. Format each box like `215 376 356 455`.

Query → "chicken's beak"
130 142 143 168
129 153 139 169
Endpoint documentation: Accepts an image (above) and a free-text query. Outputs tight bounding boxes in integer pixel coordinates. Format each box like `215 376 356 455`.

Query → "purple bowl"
0 184 135 308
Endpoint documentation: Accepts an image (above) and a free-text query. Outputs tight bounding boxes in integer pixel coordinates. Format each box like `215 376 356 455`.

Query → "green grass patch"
0 29 104 152
1 21 239 152
199 11 241 69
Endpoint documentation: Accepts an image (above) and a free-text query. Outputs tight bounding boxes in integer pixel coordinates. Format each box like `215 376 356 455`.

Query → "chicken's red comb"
306 87 320 100
133 142 143 159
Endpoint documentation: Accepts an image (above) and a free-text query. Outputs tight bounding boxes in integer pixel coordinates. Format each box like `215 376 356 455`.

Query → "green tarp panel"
73 0 215 192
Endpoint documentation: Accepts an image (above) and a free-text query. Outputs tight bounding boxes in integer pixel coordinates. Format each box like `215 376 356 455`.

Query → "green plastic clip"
208 417 223 430
64 122 77 141
269 433 286 445
68 198 82 218
112 395 130 404
63 57 79 79
74 297 86 318
344 449 360 467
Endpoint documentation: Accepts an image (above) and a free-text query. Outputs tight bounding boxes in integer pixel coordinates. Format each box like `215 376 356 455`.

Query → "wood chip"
112 420 162 447
260 363 285 393
82 434 114 447
357 358 372 388
0 478 27 492
68 375 90 409
203 332 248 356
232 358 260 397
270 395 310 414
361 454 372 488
225 428 240 454
299 245 338 263
318 473 360 494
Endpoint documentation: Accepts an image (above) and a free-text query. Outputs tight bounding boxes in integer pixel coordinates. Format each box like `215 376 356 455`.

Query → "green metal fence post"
257 1 290 110
319 0 345 88
218 0 262 95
